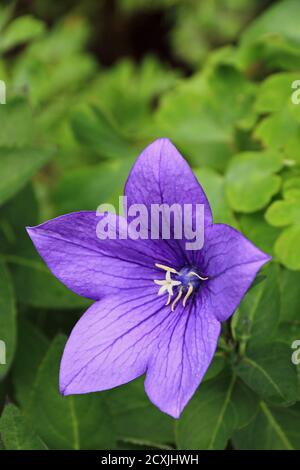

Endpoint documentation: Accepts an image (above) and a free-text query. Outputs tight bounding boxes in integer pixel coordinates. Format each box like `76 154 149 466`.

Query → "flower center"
154 263 208 312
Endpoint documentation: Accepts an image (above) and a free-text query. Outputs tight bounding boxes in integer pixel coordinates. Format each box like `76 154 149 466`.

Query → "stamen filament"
183 283 193 307
171 287 183 312
189 271 208 281
155 263 178 274
154 263 208 311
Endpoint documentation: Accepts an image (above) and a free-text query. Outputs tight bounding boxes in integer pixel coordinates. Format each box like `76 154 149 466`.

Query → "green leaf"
0 404 47 450
235 342 299 406
176 372 237 450
105 377 174 448
238 0 300 70
0 259 16 379
0 187 82 309
241 0 300 47
283 177 300 193
155 65 256 170
233 401 300 450
231 380 259 430
0 97 34 147
88 56 179 135
253 73 300 157
255 73 300 114
23 54 96 106
240 212 281 255
169 1 254 67
274 225 300 271
156 81 231 170
12 18 96 106
25 335 116 450
0 381 5 414
8 254 90 309
71 106 137 160
54 159 133 215
225 151 283 213
0 15 45 53
0 3 14 33
280 269 300 323
22 16 91 61
0 184 38 255
232 263 280 348
202 352 226 383
266 189 300 228
12 318 49 407
194 167 238 227
266 190 300 270
254 108 299 150
284 133 300 166
278 322 300 347
0 146 54 206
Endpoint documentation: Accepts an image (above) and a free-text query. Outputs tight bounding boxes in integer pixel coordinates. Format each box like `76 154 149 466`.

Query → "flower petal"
200 224 272 322
27 211 177 300
144 297 221 418
125 138 213 264
59 289 174 395
125 137 212 225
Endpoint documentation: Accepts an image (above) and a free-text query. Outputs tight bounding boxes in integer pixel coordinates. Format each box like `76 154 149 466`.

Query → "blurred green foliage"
0 0 300 451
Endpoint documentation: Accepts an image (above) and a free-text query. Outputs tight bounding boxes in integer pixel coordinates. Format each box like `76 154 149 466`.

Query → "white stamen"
183 283 193 307
171 287 183 312
155 263 178 274
154 270 181 297
155 263 208 311
188 271 208 281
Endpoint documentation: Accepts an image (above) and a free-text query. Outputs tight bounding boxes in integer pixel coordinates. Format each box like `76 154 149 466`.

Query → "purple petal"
125 138 212 232
59 289 173 395
27 211 177 300
144 296 221 418
200 224 271 322
124 138 213 265
60 287 221 419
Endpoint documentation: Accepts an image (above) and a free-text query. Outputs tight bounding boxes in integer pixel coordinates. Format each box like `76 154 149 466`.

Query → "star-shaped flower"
27 138 271 418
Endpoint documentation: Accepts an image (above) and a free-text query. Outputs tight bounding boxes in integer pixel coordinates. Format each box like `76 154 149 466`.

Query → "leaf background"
0 0 299 451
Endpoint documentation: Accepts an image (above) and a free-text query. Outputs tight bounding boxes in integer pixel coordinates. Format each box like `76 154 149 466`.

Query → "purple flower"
27 138 270 418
